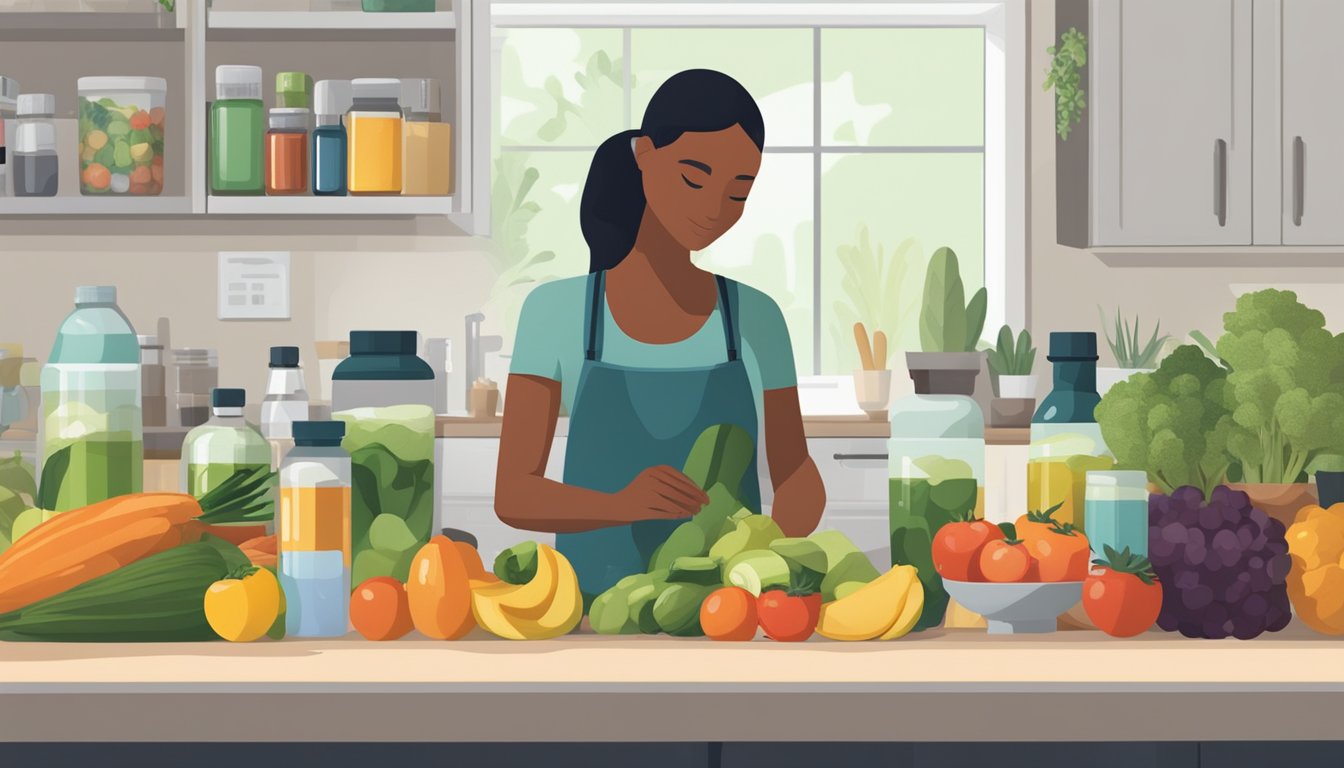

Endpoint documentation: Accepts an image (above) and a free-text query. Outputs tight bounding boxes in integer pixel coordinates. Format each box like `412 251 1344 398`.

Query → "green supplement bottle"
182 387 274 529
210 65 264 195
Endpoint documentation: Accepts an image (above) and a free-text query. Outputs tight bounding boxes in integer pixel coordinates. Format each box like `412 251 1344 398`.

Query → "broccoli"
1216 289 1344 483
1096 345 1232 498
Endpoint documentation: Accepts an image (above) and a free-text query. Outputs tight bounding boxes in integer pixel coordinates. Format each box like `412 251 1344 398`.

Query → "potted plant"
1096 307 1171 396
985 325 1037 428
1215 290 1344 525
907 247 987 396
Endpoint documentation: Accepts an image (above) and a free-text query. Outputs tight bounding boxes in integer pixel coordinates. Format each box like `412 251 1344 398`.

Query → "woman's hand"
607 466 709 523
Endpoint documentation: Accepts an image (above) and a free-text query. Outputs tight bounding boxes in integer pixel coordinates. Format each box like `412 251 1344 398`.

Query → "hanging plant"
1044 27 1087 141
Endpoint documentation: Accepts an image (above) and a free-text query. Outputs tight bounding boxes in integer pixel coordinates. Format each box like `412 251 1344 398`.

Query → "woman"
496 69 826 600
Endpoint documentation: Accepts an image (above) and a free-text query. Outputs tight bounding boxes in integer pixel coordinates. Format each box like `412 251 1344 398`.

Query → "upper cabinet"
1057 0 1325 248
1281 0 1344 245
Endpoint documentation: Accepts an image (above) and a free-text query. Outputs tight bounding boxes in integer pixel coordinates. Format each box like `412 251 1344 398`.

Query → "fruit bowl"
942 580 1083 634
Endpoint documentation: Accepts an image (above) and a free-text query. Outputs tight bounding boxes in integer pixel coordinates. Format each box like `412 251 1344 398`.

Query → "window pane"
820 152 984 374
498 29 624 147
694 153 814 375
631 28 814 147
488 151 593 342
821 28 984 147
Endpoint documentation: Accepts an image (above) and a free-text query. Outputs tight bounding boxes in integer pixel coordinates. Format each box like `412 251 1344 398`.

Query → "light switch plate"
218 252 291 320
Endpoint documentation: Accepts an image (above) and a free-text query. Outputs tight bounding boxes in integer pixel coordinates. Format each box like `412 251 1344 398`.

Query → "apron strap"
585 270 606 361
715 275 740 363
587 271 739 363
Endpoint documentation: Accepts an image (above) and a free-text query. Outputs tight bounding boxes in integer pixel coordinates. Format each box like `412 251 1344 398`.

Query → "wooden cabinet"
1057 0 1253 247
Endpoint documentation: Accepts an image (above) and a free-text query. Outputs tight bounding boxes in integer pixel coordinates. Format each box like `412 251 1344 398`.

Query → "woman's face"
633 125 762 252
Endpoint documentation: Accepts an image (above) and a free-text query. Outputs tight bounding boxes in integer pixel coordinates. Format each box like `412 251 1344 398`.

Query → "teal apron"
557 270 761 600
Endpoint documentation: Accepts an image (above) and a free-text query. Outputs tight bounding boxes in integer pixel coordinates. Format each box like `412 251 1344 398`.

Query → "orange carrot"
202 524 269 546
238 534 277 555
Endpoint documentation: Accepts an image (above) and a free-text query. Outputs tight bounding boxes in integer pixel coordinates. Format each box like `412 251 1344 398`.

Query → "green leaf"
920 247 966 352
537 117 566 143
0 452 37 504
964 287 988 352
36 446 71 512
494 541 540 585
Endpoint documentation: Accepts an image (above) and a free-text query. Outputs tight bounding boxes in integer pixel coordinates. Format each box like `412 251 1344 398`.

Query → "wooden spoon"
854 322 876 371
873 330 888 371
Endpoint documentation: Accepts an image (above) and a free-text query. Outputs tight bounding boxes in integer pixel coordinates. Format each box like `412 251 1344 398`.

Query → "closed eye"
681 174 703 190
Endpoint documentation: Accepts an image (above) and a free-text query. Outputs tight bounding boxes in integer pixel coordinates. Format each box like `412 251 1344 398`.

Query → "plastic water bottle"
38 286 143 511
280 421 351 637
261 346 310 441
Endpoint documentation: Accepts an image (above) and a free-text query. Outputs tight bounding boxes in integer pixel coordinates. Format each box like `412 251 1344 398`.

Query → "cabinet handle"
832 453 888 462
1213 139 1227 227
1293 136 1305 227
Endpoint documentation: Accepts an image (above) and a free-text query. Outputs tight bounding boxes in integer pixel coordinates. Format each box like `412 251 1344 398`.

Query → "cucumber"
0 541 238 642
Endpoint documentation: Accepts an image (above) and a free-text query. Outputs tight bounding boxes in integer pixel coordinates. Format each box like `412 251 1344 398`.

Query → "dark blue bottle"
312 124 347 196
312 80 349 196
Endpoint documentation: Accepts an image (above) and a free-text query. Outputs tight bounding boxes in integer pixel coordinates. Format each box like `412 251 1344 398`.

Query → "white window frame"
491 1 1027 372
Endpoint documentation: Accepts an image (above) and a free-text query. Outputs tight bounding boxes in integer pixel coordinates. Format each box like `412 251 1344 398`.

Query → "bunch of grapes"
1147 485 1293 640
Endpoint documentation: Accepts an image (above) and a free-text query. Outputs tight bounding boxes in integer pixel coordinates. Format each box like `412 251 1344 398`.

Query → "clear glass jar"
14 93 57 197
280 420 351 637
332 331 435 585
1084 470 1149 560
1028 332 1116 532
181 388 274 529
889 352 986 632
38 285 143 511
138 334 166 428
174 348 219 428
77 76 166 196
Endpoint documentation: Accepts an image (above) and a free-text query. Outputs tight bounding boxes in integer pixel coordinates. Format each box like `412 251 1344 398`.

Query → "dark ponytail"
580 69 765 273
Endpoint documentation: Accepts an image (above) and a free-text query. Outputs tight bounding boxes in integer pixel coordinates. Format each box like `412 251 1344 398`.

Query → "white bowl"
942 579 1083 634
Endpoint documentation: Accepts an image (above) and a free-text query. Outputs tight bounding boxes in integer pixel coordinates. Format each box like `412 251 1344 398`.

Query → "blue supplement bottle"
312 80 350 196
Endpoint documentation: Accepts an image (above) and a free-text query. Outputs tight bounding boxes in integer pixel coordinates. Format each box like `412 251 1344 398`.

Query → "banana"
816 565 919 641
879 579 924 640
471 544 583 640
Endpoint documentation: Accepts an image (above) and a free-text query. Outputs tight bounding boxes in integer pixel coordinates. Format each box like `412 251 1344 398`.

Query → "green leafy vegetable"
1044 27 1088 141
1216 289 1344 484
35 445 71 513
681 423 754 497
1096 345 1232 497
494 541 540 585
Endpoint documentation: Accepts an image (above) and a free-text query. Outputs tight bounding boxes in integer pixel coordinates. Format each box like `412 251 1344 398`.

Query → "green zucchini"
0 538 241 642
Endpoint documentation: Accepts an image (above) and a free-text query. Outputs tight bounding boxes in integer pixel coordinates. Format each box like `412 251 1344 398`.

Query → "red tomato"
1083 567 1163 637
701 587 758 641
350 577 413 641
932 519 1004 581
1028 526 1092 582
757 590 821 642
979 540 1032 582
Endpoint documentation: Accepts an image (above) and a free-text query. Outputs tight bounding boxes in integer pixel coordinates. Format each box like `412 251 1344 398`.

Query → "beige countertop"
3 625 1340 742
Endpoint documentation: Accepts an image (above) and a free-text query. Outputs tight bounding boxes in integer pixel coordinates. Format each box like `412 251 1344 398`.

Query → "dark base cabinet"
10 742 1344 768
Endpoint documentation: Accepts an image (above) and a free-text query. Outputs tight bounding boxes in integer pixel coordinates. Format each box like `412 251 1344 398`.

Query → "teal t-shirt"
510 275 797 416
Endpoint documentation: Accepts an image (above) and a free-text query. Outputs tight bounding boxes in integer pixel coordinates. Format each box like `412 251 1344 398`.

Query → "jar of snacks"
77 77 166 196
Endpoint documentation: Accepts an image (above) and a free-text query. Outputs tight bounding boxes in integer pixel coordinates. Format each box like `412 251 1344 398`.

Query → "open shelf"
0 196 193 216
0 10 183 36
206 195 453 215
207 10 456 30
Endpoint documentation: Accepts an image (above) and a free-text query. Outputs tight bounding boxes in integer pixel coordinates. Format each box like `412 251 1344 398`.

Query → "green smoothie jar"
38 286 143 511
332 331 436 585
889 352 986 632
181 388 274 532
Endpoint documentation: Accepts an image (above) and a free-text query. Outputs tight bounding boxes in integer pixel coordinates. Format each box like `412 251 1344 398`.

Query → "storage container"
210 65 264 195
332 331 435 585
38 286 143 511
14 93 57 197
138 334 166 427
265 107 309 195
1084 470 1149 559
0 76 19 198
346 78 402 194
174 348 219 427
280 420 351 637
181 387 274 529
77 76 166 196
400 77 451 196
312 79 350 196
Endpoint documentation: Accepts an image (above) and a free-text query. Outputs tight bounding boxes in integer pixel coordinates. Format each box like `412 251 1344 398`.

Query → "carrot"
239 534 277 555
0 495 198 574
202 524 269 546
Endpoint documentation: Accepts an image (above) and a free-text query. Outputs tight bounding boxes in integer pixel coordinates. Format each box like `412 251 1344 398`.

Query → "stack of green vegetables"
589 425 883 636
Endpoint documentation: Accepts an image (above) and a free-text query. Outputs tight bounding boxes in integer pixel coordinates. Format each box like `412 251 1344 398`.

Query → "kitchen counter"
3 625 1341 743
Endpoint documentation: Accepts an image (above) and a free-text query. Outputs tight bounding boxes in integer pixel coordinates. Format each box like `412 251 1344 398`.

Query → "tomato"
1027 525 1092 582
701 587 758 641
351 576 414 641
979 540 1032 582
757 590 821 642
1084 566 1163 637
1016 502 1065 550
932 518 1004 581
204 567 282 643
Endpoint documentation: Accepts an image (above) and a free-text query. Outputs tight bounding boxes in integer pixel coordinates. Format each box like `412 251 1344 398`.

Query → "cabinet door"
1092 0 1252 245
1282 0 1344 244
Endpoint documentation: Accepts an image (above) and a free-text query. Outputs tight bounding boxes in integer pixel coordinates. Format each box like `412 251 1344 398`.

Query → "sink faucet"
465 312 503 404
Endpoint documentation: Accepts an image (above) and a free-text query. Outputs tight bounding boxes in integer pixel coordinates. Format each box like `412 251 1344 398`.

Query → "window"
491 2 1025 376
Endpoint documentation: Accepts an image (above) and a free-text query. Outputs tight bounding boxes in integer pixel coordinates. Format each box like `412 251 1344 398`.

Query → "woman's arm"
762 386 825 537
494 373 708 533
